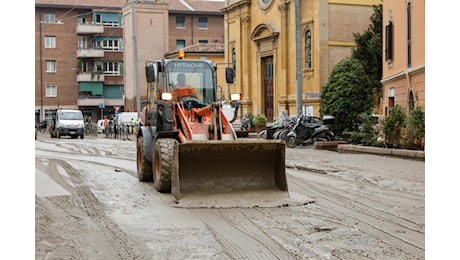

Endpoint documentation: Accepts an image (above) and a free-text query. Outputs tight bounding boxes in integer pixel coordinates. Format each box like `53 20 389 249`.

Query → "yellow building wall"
222 0 381 121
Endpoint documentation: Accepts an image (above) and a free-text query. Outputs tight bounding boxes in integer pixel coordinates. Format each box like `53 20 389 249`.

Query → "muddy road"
35 133 424 259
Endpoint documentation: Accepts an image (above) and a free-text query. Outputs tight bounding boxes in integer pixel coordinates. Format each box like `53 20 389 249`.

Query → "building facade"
35 0 125 123
35 0 225 123
221 0 381 122
122 0 225 112
382 0 425 116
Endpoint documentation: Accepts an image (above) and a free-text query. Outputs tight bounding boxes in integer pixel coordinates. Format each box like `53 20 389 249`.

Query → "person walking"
130 118 136 135
112 114 118 139
103 115 109 138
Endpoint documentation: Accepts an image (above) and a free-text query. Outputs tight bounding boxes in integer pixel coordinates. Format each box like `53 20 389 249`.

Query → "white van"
49 109 85 139
117 112 138 126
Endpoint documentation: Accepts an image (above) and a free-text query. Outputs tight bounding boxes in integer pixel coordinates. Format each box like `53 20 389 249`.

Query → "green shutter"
79 82 103 95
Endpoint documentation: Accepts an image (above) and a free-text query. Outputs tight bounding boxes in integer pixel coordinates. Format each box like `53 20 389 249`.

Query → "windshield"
164 60 216 105
59 111 83 120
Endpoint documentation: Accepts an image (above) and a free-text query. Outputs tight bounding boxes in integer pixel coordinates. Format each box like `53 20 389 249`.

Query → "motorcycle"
285 115 335 148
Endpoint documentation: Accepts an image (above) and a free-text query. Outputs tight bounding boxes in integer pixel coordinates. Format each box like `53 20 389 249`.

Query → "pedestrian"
112 114 118 139
103 115 109 138
130 118 136 135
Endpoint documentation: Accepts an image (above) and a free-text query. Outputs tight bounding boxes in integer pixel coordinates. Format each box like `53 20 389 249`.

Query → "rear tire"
153 139 175 192
137 136 153 181
286 136 297 148
258 130 267 139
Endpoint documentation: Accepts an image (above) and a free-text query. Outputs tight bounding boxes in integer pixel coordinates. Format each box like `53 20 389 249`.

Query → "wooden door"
262 56 274 122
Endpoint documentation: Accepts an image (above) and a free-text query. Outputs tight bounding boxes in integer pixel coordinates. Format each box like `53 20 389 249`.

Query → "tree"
320 58 374 136
351 4 382 98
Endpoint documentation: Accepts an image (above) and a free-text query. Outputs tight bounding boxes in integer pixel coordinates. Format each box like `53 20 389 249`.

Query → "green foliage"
247 113 255 127
76 59 82 74
351 4 383 97
320 58 374 137
253 114 267 127
344 131 383 147
382 105 406 148
406 107 425 150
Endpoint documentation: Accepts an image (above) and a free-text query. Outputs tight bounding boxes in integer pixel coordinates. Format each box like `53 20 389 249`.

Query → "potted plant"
253 114 267 133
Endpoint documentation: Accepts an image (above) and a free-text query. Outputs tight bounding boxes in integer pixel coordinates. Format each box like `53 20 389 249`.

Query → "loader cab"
163 59 217 106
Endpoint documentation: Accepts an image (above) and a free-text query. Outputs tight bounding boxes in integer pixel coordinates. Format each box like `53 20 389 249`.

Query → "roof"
166 43 224 58
163 0 225 13
36 0 225 13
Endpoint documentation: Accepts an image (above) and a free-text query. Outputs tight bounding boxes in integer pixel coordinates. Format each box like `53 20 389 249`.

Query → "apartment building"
122 0 225 112
35 0 225 123
35 0 125 123
222 0 381 122
382 0 425 116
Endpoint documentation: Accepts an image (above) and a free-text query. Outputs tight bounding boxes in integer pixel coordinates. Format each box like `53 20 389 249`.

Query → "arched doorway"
408 90 415 112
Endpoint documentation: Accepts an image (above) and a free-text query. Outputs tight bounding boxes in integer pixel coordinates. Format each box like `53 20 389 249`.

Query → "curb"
337 144 425 160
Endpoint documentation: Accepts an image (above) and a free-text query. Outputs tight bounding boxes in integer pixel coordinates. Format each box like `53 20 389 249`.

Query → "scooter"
285 115 335 148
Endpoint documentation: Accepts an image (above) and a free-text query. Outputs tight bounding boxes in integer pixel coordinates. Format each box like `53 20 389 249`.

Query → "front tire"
153 139 175 192
137 136 153 181
286 135 297 148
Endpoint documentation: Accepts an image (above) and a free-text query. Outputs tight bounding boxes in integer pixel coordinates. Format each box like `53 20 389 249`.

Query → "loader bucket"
170 139 294 208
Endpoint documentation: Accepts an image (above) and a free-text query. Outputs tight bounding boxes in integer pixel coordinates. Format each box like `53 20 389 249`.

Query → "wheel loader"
136 56 292 208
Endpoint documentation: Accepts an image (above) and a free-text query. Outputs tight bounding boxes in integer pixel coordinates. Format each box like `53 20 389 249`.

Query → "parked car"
97 119 105 133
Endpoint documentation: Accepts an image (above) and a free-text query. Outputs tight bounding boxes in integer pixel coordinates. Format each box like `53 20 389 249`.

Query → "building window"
198 17 208 29
387 87 395 116
407 2 412 68
385 21 393 61
46 85 57 97
176 40 185 50
77 13 86 24
408 90 415 112
78 36 87 49
94 13 120 27
304 30 312 69
45 60 56 73
232 48 236 72
44 12 55 23
95 61 121 75
97 39 120 51
176 16 185 28
199 40 208 44
45 36 56 48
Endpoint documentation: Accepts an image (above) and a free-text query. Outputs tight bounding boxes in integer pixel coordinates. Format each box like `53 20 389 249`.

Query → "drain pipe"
295 0 302 116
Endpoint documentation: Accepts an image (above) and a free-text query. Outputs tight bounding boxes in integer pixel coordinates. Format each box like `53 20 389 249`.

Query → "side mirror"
225 68 235 84
145 63 157 83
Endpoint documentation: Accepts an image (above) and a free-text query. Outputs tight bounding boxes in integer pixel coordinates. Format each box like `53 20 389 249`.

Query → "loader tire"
137 136 153 182
153 139 174 192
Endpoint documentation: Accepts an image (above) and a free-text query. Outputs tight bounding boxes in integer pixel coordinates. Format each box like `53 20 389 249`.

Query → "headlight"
230 93 241 101
162 92 172 101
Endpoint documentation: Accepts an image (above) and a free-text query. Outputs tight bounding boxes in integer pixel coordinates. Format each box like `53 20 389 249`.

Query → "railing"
77 96 124 106
76 23 104 34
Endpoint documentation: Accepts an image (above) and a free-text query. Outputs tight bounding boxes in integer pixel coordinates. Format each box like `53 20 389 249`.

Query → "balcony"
77 73 105 82
76 23 104 34
78 96 124 107
76 48 104 58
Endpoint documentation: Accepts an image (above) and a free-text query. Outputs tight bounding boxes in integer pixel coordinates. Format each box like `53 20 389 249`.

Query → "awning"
79 82 103 95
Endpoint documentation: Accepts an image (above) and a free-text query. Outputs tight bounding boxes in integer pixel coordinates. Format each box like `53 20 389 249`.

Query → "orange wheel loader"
136 58 290 208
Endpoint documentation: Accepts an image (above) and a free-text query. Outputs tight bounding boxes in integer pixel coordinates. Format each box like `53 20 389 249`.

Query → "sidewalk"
337 144 425 160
